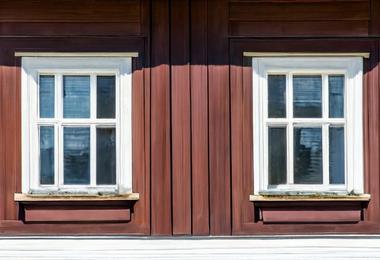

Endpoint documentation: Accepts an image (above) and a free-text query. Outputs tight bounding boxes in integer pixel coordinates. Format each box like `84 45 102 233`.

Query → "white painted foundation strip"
15 52 139 57
1 236 380 259
243 52 370 58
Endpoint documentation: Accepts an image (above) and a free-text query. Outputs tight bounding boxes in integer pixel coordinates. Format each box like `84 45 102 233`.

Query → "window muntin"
253 57 363 194
22 57 132 194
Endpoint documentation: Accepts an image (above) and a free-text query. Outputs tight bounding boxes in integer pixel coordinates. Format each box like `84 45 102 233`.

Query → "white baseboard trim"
1 236 380 259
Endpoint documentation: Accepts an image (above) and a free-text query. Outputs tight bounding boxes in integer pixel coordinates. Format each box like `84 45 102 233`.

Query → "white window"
252 57 363 195
21 56 132 194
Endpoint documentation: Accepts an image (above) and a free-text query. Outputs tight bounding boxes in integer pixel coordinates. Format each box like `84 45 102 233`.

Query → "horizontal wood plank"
229 1 370 21
229 20 369 36
261 209 361 223
0 0 140 22
24 207 131 222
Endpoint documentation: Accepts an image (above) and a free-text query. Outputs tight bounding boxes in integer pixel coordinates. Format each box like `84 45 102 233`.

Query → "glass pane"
294 127 323 184
329 75 344 118
268 127 287 185
97 76 116 118
64 127 90 185
63 76 90 118
39 75 55 118
268 75 286 118
97 128 116 185
329 127 345 184
293 75 322 118
40 126 54 185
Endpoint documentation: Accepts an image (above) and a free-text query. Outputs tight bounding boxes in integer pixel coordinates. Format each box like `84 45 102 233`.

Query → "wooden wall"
0 0 380 235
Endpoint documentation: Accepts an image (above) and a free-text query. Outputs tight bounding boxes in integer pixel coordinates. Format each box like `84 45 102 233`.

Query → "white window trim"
252 57 364 195
21 57 133 194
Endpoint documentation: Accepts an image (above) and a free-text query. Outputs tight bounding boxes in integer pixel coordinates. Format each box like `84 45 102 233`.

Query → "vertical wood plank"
171 0 192 235
0 65 6 220
190 0 210 235
364 41 380 222
207 0 231 235
150 0 172 235
2 56 19 220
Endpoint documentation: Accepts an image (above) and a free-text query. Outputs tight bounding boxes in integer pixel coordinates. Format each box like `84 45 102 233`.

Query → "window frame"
21 57 133 194
252 57 364 195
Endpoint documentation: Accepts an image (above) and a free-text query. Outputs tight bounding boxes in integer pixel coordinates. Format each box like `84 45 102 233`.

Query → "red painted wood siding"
0 0 379 235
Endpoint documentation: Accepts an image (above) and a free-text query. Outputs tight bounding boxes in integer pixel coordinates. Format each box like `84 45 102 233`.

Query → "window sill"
14 192 139 202
250 194 370 223
14 193 139 223
250 194 371 202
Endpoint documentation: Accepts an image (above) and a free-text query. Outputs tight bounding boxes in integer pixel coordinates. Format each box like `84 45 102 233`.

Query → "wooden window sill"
250 194 371 202
250 194 371 223
14 193 139 202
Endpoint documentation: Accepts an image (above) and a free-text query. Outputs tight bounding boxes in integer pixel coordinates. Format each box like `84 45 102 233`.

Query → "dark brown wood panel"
0 0 140 22
24 207 131 222
190 0 210 235
0 0 144 36
229 0 370 36
229 21 369 36
370 0 380 35
171 0 192 235
150 0 172 236
208 0 232 235
229 1 370 21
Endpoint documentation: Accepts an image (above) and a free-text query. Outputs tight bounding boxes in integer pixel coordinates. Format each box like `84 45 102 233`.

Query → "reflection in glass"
329 127 345 184
294 127 323 184
268 127 287 185
64 127 90 185
40 126 54 185
329 75 344 118
63 76 90 118
39 75 55 118
268 75 286 118
97 76 116 118
293 75 322 118
97 128 116 185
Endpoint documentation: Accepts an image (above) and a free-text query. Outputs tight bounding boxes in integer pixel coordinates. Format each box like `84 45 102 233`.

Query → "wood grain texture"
0 0 140 22
261 209 361 223
228 0 370 36
369 0 380 35
0 0 142 36
171 0 192 235
150 0 172 235
190 0 210 235
24 207 131 222
208 0 232 235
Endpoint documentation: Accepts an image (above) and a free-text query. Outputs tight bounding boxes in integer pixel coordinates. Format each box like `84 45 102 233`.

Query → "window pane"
97 128 116 185
39 75 55 118
329 75 344 118
63 76 90 118
268 127 287 185
97 76 116 118
64 127 90 185
294 127 323 184
40 126 54 185
293 75 322 118
329 127 345 184
268 75 286 118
